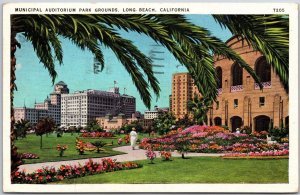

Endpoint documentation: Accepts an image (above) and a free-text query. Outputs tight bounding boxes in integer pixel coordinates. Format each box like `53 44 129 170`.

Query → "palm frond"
155 15 263 90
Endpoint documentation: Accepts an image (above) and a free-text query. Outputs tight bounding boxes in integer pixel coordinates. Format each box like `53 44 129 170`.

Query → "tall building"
14 81 69 125
170 35 289 132
61 87 136 127
170 73 199 119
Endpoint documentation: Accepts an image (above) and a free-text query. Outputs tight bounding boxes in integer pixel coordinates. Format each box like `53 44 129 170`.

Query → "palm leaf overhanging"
213 15 289 92
12 14 267 107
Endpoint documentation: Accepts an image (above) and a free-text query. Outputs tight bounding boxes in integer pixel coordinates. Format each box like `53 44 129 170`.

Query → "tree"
187 95 212 125
10 14 288 175
173 135 191 159
153 112 176 135
35 117 55 149
176 114 193 128
86 120 103 132
120 122 143 134
14 119 31 140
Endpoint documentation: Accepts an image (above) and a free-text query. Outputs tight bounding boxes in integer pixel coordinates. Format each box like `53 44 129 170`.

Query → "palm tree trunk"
11 31 22 177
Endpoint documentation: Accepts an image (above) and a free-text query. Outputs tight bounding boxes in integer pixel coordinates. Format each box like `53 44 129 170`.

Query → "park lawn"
15 133 150 164
56 156 288 184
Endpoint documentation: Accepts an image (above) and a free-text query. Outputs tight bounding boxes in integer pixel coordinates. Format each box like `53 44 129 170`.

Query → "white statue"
130 128 138 150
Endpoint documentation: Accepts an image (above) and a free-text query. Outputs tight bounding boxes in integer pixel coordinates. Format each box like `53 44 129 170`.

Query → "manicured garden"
14 133 151 164
13 125 289 184
55 156 288 184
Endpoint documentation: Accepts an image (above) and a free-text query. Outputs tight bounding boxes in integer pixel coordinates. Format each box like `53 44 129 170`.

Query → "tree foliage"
121 121 143 134
35 117 55 148
187 95 212 125
153 112 176 135
14 119 31 140
86 119 103 132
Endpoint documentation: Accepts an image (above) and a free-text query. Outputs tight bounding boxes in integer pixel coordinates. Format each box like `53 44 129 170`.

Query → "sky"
14 15 232 113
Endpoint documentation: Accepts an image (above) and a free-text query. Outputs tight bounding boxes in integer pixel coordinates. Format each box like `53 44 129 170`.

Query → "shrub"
20 153 39 159
75 138 85 155
145 149 156 163
92 141 106 153
12 159 142 184
56 144 68 157
160 151 172 161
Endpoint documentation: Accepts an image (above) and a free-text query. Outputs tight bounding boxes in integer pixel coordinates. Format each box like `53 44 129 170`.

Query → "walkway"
18 146 223 174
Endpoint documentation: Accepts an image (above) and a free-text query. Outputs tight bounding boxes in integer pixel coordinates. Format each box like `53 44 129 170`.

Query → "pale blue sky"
14 15 232 112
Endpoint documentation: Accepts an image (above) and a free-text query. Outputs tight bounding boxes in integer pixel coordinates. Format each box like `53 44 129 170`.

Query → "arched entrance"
230 116 242 132
254 115 271 132
214 117 222 126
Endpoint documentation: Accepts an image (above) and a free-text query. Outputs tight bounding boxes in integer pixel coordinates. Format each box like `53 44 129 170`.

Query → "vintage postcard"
2 2 298 193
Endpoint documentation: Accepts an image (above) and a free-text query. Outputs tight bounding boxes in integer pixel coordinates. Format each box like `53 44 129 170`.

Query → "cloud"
16 63 22 70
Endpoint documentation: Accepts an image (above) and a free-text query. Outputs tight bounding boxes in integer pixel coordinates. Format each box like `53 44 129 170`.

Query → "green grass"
15 133 149 164
56 156 288 184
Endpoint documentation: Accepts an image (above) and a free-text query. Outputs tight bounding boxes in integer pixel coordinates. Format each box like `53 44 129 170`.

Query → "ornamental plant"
139 125 289 154
80 132 114 138
117 138 123 145
92 141 106 153
75 138 85 155
56 144 68 157
124 134 130 144
12 158 142 184
145 149 156 164
160 151 172 161
20 153 39 159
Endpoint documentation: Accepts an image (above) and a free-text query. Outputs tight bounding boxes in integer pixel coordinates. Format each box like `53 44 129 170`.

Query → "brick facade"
171 36 289 132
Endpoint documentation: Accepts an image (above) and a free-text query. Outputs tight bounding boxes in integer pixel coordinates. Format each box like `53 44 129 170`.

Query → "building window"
234 99 238 108
255 57 271 82
216 101 219 110
216 67 222 88
259 97 265 107
231 63 243 86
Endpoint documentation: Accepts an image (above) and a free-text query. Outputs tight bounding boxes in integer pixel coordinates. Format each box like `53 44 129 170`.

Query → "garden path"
18 146 223 173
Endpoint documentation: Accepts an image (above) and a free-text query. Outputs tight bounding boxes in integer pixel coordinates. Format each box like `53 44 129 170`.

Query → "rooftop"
55 81 67 86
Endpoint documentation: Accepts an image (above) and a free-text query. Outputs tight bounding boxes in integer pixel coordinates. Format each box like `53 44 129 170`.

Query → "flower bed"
222 150 289 160
222 156 288 160
140 125 289 154
20 153 39 159
12 158 142 184
223 149 289 157
80 132 114 138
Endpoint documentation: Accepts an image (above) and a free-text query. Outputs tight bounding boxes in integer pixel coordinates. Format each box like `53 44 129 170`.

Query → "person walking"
130 127 138 150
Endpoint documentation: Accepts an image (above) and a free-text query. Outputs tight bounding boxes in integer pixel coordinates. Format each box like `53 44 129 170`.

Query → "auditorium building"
170 36 289 132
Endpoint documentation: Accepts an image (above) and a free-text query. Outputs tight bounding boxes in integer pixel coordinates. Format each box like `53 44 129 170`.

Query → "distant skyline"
13 15 232 112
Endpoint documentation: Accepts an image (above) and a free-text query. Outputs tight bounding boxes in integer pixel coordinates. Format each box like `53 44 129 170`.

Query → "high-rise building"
14 81 69 125
170 35 289 132
61 87 135 127
170 73 200 119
